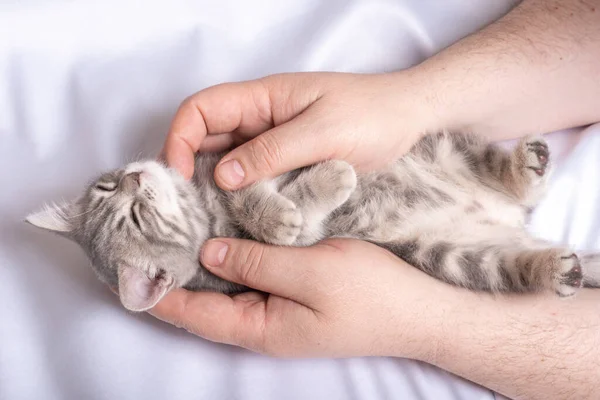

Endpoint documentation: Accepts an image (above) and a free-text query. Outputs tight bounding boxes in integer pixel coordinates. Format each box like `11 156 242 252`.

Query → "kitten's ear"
117 264 175 312
25 201 78 235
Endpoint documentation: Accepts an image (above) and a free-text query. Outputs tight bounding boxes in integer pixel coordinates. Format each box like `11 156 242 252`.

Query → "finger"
214 107 339 190
160 134 235 163
149 288 268 351
162 80 274 179
197 133 235 153
200 238 336 306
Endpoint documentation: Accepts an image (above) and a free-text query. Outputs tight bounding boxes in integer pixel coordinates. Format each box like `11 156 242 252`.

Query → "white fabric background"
1 1 598 399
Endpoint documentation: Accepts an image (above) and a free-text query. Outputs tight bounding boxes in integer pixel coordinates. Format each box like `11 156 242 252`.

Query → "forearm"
427 289 600 400
406 0 600 140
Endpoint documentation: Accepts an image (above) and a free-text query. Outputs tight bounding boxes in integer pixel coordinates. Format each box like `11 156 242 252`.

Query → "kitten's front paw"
554 253 583 297
259 199 303 246
326 160 357 205
522 136 550 181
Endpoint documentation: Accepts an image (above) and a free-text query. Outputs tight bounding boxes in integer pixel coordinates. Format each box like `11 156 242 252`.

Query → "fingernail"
217 159 245 187
202 241 228 268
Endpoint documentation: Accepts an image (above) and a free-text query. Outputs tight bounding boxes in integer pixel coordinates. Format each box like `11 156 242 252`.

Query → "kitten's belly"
329 169 526 243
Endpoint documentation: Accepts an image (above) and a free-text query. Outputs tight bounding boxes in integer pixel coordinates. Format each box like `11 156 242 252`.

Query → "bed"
2 1 598 399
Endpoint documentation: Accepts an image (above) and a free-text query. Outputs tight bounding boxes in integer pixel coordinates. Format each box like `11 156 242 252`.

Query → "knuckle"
252 79 275 128
248 132 284 177
236 242 268 287
180 95 196 111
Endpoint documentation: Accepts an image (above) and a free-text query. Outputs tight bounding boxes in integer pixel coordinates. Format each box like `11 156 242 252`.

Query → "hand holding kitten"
162 72 434 189
151 237 449 360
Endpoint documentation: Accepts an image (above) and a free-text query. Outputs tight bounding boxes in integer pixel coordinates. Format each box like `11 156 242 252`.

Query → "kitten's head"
26 161 208 312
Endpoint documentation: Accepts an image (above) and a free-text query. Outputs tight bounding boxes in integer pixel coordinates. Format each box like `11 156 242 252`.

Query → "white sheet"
2 1 598 399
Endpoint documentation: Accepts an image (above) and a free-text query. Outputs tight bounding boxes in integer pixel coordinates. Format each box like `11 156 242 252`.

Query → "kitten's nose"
120 172 141 192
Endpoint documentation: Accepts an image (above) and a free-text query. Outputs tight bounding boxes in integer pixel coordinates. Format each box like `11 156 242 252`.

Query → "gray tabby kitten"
27 132 600 312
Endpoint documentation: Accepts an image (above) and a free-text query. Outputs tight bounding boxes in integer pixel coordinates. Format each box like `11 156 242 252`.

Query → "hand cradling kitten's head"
26 161 209 312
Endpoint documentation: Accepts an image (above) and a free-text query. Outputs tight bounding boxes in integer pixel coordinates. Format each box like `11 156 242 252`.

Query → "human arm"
419 0 600 139
431 287 600 400
162 0 600 189
151 238 600 400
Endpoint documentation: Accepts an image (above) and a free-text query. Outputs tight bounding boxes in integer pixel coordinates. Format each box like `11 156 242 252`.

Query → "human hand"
150 237 453 359
162 72 438 189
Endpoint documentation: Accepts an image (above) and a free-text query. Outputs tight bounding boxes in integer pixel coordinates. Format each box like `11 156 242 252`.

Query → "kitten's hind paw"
554 253 584 297
523 136 550 180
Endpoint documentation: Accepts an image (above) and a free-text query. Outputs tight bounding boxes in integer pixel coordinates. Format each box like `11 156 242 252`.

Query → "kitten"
26 132 600 311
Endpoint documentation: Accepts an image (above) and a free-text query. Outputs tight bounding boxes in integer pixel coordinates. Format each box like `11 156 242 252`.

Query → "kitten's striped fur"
27 132 599 311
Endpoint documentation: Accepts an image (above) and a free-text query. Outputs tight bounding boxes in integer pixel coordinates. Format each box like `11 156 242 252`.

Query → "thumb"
200 238 333 306
213 108 335 190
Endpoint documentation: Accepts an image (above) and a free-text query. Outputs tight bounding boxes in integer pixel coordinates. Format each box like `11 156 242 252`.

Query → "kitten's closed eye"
95 182 117 192
27 159 211 312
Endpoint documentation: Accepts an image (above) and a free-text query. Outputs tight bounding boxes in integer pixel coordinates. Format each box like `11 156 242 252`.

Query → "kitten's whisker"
133 151 144 162
46 200 95 220
66 208 96 219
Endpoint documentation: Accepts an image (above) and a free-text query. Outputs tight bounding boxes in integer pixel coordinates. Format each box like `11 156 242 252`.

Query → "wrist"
383 68 448 138
410 288 459 364
383 273 466 363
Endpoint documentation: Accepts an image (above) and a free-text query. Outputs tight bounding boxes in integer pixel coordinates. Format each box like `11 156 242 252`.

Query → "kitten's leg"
228 181 303 245
280 160 357 244
510 247 584 297
477 135 551 207
377 239 514 292
581 253 600 288
416 132 549 207
378 237 583 296
228 161 356 246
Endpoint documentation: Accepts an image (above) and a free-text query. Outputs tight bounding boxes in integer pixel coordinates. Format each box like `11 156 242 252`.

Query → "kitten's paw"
327 160 357 205
261 200 303 246
522 136 550 180
554 253 583 297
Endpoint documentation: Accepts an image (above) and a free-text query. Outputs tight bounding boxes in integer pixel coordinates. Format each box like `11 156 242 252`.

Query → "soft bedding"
1 1 598 399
